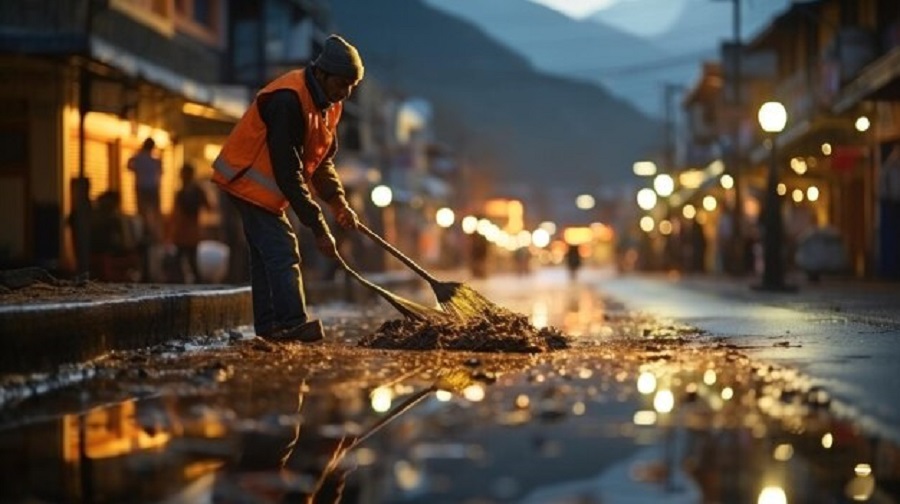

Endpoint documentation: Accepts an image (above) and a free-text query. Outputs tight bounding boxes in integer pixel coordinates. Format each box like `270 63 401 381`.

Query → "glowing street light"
636 188 658 211
653 174 675 197
532 228 551 248
435 207 455 228
576 194 596 210
756 101 795 292
371 185 393 208
633 160 657 176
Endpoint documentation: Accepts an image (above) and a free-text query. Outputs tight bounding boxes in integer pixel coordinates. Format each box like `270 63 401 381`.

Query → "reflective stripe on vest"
212 156 281 195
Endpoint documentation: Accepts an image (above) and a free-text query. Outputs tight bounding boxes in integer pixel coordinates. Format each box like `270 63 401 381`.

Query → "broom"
358 223 508 320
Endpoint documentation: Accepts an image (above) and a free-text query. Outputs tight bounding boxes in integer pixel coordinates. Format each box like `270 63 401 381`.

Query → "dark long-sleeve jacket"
258 70 348 237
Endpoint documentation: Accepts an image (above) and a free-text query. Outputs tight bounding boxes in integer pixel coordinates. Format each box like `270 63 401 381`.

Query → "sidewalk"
0 269 422 375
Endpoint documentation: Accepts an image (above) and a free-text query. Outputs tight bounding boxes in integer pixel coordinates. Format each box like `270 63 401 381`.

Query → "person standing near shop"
168 163 210 283
127 137 164 280
212 34 363 342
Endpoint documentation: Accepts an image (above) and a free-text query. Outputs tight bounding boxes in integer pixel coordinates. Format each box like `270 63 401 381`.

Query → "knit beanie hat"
313 35 365 82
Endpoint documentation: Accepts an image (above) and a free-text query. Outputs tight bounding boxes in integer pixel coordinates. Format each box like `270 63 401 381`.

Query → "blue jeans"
228 195 308 335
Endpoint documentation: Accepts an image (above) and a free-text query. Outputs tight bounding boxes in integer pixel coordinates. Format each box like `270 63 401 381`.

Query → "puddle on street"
1 298 899 503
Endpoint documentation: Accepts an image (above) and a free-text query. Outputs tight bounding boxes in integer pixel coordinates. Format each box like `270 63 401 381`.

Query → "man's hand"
315 231 339 259
331 200 359 230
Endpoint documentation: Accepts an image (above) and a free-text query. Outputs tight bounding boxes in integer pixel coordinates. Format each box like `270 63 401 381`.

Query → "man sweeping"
212 34 363 342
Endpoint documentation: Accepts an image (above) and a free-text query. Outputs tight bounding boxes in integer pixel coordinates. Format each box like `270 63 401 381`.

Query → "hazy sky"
529 0 687 36
530 0 788 38
528 0 624 19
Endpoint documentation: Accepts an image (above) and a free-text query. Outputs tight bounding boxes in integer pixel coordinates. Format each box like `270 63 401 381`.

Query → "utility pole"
664 82 683 172
730 0 745 276
714 0 745 275
74 0 99 278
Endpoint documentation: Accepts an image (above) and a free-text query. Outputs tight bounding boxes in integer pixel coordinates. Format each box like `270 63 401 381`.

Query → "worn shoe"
268 319 325 343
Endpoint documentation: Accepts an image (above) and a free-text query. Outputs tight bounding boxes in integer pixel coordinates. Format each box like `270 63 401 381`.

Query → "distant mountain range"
426 0 683 118
328 0 662 224
427 0 789 118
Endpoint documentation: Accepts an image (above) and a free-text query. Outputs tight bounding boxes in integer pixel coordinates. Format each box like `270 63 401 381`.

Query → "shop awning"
90 37 249 120
832 46 900 113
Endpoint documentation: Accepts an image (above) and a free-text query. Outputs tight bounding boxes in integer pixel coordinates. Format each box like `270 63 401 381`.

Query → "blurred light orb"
659 219 673 235
576 194 596 210
532 228 551 248
855 116 870 132
702 195 717 211
653 389 674 413
435 207 455 228
758 486 787 504
462 215 478 234
758 101 787 133
633 160 657 176
720 174 734 189
653 174 675 197
371 185 393 207
682 204 697 219
807 186 820 201
371 386 393 412
639 216 655 232
637 372 657 395
637 188 658 210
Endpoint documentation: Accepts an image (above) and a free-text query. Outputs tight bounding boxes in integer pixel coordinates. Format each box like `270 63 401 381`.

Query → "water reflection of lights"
531 300 549 329
633 410 657 426
572 401 586 416
758 486 787 504
63 400 174 461
846 463 876 501
721 387 734 400
515 394 530 409
354 447 377 466
394 459 424 491
773 444 793 461
463 384 485 402
637 372 657 395
371 386 394 412
653 390 674 414
435 390 453 402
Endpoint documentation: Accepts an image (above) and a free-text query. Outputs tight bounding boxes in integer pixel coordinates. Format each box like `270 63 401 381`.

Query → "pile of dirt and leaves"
358 307 570 353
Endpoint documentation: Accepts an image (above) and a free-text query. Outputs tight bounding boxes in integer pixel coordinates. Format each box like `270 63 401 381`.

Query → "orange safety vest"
211 69 342 213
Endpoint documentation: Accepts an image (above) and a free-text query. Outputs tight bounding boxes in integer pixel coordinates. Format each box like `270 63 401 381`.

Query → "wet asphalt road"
0 267 898 503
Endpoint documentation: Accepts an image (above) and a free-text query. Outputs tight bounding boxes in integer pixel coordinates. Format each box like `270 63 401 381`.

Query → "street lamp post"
371 184 395 271
756 101 795 292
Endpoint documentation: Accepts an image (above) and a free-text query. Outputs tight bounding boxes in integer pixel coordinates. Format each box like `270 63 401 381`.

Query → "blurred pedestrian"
566 243 582 280
168 163 210 283
469 228 489 278
212 34 364 342
90 190 140 281
127 137 163 243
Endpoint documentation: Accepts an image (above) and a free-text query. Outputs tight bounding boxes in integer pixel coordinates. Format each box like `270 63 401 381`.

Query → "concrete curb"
1 287 251 375
0 272 422 375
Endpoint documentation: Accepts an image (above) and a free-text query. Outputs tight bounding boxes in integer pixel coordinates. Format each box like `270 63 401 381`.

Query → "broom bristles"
439 284 509 319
